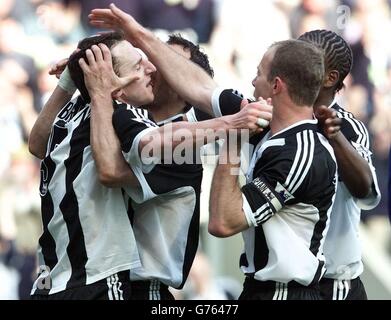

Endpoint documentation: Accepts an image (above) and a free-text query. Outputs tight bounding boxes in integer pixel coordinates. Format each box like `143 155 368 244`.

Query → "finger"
91 45 103 62
85 49 96 67
110 3 131 22
90 9 116 17
78 58 89 73
98 43 111 62
118 75 138 88
57 58 69 67
48 66 57 75
240 99 249 109
266 98 272 105
250 102 273 113
259 111 272 121
327 126 340 135
89 20 116 29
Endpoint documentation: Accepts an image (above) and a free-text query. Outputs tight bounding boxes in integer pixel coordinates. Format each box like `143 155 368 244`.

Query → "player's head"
150 34 214 109
167 34 214 78
68 32 156 105
298 29 353 93
252 39 324 107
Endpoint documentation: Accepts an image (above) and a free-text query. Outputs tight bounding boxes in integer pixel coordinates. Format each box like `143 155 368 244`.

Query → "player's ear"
272 77 282 94
324 70 339 88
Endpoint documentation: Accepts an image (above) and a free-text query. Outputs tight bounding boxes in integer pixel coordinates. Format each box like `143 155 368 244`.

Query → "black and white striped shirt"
212 89 338 286
31 96 141 295
113 103 202 289
322 102 380 280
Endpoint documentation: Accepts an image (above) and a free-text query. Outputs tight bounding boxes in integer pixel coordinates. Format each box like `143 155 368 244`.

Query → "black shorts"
130 280 175 300
31 271 132 300
239 277 322 300
319 277 367 300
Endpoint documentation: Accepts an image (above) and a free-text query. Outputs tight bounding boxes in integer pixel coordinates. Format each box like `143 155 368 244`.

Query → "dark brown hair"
67 32 124 103
267 39 325 106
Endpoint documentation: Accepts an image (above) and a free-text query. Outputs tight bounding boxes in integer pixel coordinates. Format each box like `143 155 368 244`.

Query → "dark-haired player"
299 29 381 300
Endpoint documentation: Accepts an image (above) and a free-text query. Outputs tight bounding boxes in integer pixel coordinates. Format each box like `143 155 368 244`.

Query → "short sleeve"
336 110 381 209
112 103 159 203
211 87 252 117
241 156 295 227
185 107 213 122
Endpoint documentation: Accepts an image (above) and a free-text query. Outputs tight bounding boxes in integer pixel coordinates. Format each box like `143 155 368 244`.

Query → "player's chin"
143 90 154 105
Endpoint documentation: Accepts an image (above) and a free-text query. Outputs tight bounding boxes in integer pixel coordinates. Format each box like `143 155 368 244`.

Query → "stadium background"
0 0 390 299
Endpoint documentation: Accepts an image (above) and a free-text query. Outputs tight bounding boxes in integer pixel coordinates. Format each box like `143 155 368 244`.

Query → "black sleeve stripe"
285 130 315 194
253 203 274 225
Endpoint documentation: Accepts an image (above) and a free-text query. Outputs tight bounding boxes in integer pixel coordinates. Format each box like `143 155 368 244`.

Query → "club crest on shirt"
275 181 294 203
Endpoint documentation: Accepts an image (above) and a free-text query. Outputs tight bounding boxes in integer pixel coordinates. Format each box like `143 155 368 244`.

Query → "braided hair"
298 30 353 92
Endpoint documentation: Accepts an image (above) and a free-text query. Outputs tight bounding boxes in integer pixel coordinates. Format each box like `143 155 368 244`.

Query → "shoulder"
332 103 370 146
113 102 157 127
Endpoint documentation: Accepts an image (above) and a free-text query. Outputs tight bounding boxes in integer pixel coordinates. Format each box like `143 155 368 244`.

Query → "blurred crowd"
0 0 390 299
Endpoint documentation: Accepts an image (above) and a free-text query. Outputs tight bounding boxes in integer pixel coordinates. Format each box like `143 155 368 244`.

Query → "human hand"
78 43 137 101
230 98 273 132
49 58 68 79
315 105 342 140
49 48 80 79
89 3 144 45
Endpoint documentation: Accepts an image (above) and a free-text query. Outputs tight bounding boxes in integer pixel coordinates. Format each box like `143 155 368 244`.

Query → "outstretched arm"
89 3 217 115
138 99 272 157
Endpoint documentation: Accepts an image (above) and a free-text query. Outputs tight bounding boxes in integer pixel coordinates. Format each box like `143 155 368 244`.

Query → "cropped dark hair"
268 40 325 106
298 29 353 92
67 32 124 103
167 34 214 78
167 34 214 110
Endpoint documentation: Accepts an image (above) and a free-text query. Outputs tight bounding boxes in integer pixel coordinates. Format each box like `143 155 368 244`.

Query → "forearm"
330 132 373 198
28 86 72 159
90 94 138 187
133 28 217 114
208 144 248 237
139 116 240 155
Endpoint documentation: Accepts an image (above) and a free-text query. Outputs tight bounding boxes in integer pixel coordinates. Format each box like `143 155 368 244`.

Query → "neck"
313 88 335 110
270 97 314 135
147 100 186 122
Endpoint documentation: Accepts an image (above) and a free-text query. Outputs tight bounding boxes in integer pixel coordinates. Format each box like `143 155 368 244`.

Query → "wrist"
328 131 343 144
58 66 76 95
90 92 112 106
131 26 151 48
